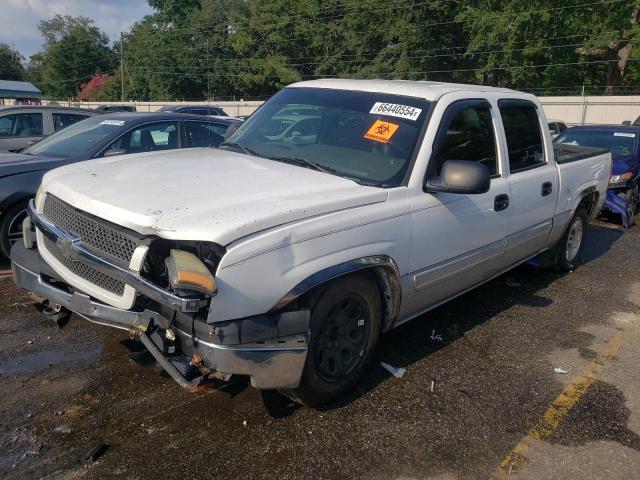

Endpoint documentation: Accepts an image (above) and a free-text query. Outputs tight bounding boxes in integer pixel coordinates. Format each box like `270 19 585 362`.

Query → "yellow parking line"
497 330 625 476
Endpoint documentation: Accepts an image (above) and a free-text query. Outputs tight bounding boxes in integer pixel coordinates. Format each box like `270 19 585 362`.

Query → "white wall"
41 100 264 117
538 96 640 126
41 96 640 125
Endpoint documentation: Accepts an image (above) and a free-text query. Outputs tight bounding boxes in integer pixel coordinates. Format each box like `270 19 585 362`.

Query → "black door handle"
494 194 509 212
542 182 553 196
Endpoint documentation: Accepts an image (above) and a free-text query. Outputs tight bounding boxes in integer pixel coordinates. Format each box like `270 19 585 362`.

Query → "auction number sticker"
614 132 636 137
370 102 422 121
100 120 126 126
364 120 400 144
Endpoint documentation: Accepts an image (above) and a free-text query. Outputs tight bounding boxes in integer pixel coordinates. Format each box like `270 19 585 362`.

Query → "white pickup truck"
11 80 611 406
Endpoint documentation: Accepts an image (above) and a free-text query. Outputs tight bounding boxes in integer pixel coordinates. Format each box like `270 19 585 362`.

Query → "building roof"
0 80 42 99
290 79 520 101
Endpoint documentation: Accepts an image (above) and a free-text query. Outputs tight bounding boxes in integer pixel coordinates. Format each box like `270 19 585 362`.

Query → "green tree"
34 15 117 99
457 0 640 95
0 43 24 80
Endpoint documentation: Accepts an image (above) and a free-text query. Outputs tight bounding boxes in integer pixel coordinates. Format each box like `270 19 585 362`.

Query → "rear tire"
553 207 588 272
282 273 382 407
0 199 29 258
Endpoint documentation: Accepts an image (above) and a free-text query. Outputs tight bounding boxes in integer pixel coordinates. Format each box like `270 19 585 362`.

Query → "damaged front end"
602 189 634 228
11 198 309 391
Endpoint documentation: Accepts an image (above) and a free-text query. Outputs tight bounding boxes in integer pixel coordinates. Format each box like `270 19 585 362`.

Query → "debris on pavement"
430 330 444 343
380 361 406 378
78 443 108 463
554 367 569 374
505 278 522 287
430 380 435 392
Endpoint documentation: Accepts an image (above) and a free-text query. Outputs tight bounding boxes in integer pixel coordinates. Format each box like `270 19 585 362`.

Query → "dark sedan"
0 112 241 257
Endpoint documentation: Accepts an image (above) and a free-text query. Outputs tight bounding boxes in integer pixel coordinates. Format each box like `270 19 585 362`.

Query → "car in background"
547 119 568 139
0 106 103 153
96 105 137 112
157 104 230 117
554 125 640 225
0 113 241 257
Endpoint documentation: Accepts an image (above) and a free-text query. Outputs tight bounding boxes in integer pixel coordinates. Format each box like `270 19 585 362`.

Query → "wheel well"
578 190 599 216
295 264 401 333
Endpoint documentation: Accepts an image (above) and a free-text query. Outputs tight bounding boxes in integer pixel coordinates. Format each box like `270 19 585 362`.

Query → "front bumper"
11 243 309 390
602 189 634 228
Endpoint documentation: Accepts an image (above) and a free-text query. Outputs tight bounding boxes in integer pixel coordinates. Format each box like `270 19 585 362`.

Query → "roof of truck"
289 79 520 101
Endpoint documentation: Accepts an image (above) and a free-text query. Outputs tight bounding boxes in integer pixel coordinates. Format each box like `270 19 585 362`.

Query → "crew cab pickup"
11 80 611 406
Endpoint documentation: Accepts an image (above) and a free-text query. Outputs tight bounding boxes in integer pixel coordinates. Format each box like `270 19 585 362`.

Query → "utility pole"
206 38 210 102
120 32 125 103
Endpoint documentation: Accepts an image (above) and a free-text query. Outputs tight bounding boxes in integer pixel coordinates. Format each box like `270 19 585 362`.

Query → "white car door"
403 98 512 319
497 99 558 265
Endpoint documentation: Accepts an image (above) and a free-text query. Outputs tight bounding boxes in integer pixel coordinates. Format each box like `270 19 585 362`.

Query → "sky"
0 0 154 59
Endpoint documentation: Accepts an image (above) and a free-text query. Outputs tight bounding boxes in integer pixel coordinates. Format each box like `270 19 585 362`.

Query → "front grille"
43 236 126 295
43 194 143 267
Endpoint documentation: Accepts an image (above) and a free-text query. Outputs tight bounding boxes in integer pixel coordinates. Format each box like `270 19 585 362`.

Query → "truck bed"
553 143 609 164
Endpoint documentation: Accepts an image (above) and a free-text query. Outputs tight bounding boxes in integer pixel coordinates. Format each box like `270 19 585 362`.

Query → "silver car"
0 106 102 152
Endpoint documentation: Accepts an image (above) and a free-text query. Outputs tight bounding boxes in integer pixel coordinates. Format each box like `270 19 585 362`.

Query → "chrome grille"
43 236 126 295
42 194 143 266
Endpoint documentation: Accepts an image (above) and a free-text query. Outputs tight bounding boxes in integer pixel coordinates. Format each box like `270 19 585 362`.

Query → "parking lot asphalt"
1 220 639 480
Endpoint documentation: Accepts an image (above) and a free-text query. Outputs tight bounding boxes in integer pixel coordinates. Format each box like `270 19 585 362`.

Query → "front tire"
554 207 588 272
0 199 29 258
283 273 382 407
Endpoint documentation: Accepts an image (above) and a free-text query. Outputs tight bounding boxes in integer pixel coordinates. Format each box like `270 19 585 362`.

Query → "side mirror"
622 121 632 126
103 148 127 157
425 160 491 194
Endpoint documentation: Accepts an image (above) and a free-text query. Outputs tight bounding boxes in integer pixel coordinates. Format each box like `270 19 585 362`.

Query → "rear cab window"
498 99 545 173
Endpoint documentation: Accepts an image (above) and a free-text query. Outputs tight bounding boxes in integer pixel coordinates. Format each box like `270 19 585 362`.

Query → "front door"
404 98 512 318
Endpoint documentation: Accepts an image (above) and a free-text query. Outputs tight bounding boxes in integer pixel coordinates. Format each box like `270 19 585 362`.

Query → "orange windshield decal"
364 120 399 144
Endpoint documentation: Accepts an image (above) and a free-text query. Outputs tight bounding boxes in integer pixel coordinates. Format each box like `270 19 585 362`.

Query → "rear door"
498 99 558 264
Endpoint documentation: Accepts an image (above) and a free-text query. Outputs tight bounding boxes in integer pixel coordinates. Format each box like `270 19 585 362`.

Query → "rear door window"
185 121 226 147
499 100 545 173
0 112 43 137
431 99 498 176
53 113 89 132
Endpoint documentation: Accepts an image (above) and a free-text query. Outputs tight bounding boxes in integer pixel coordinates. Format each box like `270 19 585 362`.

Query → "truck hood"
0 153 67 178
41 148 388 245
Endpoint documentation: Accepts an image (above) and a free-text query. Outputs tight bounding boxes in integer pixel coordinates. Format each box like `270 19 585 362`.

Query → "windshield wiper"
218 141 261 157
266 155 336 175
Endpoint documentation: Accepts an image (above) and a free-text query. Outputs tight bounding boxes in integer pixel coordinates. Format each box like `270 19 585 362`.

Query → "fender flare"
572 184 599 216
268 255 402 331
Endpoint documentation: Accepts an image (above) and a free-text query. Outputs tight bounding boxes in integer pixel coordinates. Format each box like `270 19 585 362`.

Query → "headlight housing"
609 172 633 187
141 240 224 296
166 249 216 295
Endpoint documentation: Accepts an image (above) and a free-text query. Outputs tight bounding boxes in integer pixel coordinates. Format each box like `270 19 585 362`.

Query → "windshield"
24 117 122 157
555 129 636 157
224 87 430 186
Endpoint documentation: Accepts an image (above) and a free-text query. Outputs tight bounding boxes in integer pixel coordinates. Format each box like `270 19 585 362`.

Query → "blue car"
554 125 640 226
